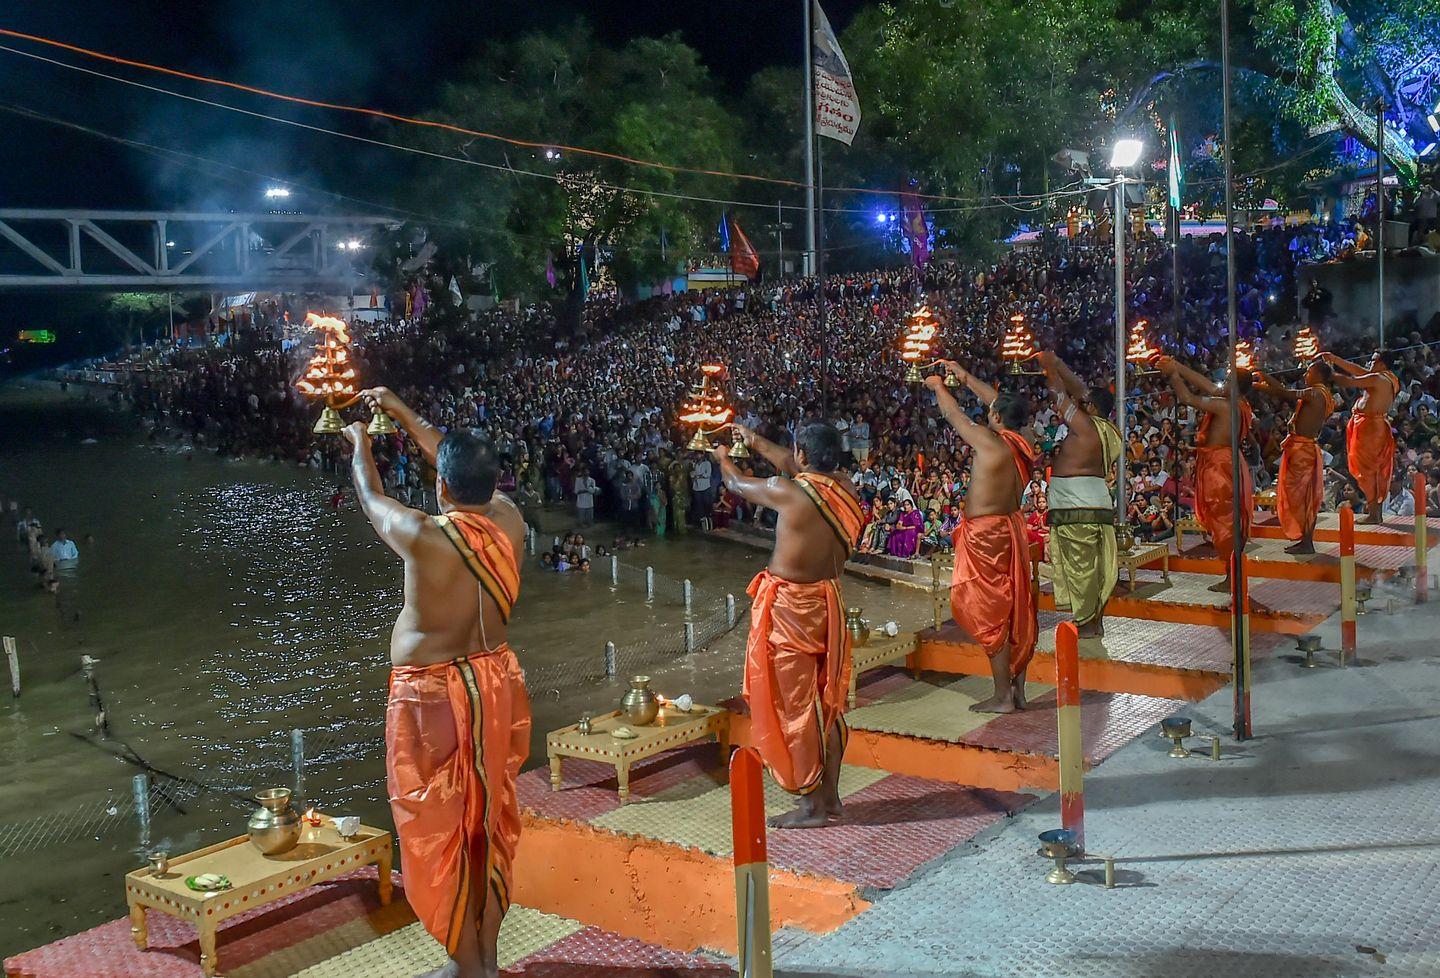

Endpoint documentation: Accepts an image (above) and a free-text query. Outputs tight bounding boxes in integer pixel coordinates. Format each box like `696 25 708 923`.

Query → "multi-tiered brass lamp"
294 313 397 436
1001 312 1042 375
679 364 747 457
1125 319 1161 376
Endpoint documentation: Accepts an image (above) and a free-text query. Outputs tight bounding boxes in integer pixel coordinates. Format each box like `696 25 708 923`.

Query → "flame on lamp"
1125 320 1161 365
1294 327 1321 361
1001 312 1038 369
899 305 939 364
295 313 359 404
303 807 321 826
679 365 735 427
1234 341 1256 371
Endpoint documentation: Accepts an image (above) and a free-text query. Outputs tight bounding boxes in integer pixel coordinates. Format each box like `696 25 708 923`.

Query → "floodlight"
265 186 291 199
1110 139 1144 169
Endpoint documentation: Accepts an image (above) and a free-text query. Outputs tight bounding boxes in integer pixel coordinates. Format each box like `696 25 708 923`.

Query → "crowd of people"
90 217 1440 561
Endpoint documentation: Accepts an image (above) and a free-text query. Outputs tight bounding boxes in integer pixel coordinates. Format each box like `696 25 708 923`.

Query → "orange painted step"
914 615 1259 701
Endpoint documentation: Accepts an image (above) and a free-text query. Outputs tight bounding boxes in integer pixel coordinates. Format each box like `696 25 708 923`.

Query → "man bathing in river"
925 364 1037 713
345 386 531 978
712 421 863 828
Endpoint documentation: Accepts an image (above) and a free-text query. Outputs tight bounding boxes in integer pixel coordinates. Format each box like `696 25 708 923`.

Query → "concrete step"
3 868 730 978
1039 569 1335 634
515 742 1033 957
727 667 1183 793
915 613 1287 700
1166 535 1431 582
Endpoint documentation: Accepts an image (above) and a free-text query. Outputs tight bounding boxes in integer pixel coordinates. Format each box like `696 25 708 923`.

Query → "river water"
0 381 930 957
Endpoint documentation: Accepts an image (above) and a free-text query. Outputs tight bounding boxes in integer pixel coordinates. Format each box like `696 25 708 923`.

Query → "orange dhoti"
1193 445 1254 561
1347 412 1395 509
386 648 531 954
743 570 851 795
1276 433 1324 540
949 512 1037 679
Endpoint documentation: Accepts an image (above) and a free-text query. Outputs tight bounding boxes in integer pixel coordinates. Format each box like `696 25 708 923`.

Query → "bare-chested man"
1157 356 1254 592
927 363 1037 712
1252 360 1335 553
1323 351 1400 524
1037 351 1123 637
713 421 863 829
347 387 531 978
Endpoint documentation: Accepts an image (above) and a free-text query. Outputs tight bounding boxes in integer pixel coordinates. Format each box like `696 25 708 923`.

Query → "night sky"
0 0 866 211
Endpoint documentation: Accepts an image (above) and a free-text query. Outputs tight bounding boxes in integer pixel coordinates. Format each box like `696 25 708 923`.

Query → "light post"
1088 137 1144 527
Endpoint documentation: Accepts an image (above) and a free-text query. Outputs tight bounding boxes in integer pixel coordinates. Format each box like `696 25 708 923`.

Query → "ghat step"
3 868 729 978
515 742 1033 956
916 613 1285 700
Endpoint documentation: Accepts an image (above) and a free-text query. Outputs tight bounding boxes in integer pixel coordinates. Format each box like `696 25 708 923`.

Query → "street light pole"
1113 176 1128 527
802 0 817 277
1376 98 1387 350
1222 0 1251 742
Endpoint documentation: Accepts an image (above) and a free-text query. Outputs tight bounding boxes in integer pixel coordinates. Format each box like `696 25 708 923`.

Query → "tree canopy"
391 2 1440 301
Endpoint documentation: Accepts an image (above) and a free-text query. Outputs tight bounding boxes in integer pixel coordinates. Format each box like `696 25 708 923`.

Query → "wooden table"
124 818 392 976
1118 541 1171 588
850 632 918 708
547 704 729 804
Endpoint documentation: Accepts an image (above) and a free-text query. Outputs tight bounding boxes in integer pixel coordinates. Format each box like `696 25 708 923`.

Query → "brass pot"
247 787 302 855
845 606 870 647
620 676 659 726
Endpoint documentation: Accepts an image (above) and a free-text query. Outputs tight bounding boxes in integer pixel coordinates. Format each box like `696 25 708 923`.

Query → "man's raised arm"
1158 357 1226 414
1251 370 1300 405
1171 360 1222 397
940 360 999 406
731 423 800 478
1038 351 1088 412
925 375 1004 454
711 445 797 512
342 423 427 555
1321 352 1365 378
361 386 443 465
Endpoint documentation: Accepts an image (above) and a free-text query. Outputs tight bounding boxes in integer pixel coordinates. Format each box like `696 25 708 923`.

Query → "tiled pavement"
2 870 732 978
521 744 1033 890
922 614 1286 678
847 668 1184 764
771 583 1440 977
1053 569 1340 618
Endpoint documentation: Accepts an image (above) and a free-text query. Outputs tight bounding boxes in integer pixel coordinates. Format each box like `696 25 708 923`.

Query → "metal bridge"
0 209 397 290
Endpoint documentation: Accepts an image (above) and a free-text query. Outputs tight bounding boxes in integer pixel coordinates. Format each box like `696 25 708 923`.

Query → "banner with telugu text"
812 1 860 145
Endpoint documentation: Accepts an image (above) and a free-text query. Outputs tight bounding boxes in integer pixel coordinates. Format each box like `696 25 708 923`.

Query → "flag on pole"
900 192 930 267
728 217 762 281
718 213 732 255
1168 123 1184 210
812 1 861 145
448 276 463 305
545 251 557 288
578 247 590 298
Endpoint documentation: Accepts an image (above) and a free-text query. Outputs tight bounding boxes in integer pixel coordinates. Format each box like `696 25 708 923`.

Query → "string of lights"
0 27 1129 210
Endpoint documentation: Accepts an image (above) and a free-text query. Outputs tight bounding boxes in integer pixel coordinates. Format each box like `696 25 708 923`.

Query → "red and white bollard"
1340 503 1357 662
1055 621 1084 851
730 747 773 978
1415 473 1428 605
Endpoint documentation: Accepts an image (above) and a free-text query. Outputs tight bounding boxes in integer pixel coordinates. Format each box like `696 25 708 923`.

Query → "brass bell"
686 428 713 452
904 362 924 383
366 408 399 437
728 438 751 459
312 405 345 435
944 373 960 388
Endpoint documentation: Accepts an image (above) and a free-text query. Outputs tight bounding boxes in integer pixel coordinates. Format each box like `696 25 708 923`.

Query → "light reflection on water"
0 383 923 954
